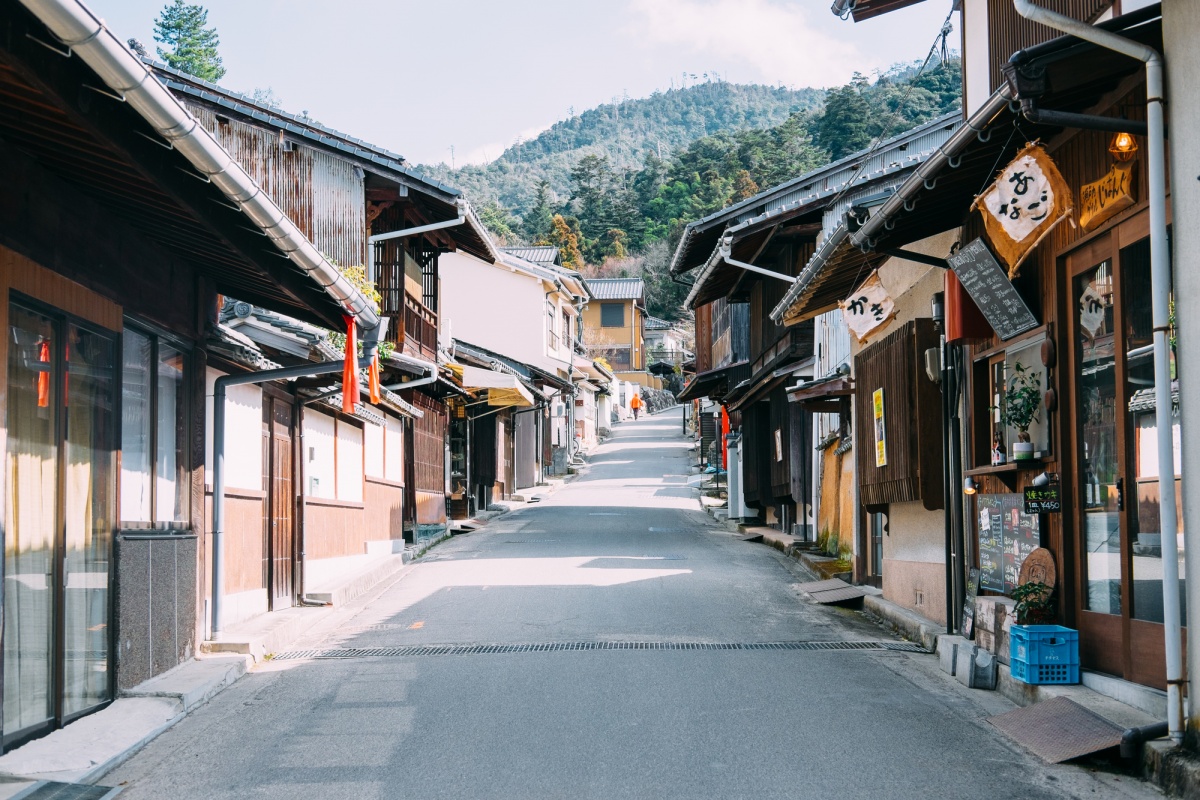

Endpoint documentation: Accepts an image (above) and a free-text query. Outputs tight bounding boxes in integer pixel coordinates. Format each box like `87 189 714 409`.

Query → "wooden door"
1064 212 1184 688
263 396 295 610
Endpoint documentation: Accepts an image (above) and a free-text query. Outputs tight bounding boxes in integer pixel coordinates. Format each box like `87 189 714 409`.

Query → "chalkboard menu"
947 238 1039 341
975 494 1042 594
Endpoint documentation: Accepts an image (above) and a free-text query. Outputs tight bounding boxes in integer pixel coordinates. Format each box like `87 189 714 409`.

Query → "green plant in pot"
1003 362 1042 460
1012 581 1055 625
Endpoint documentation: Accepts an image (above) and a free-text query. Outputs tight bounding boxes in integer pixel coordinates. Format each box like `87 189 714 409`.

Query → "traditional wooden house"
581 279 657 391
151 63 499 620
673 114 959 535
788 1 1183 700
0 0 382 749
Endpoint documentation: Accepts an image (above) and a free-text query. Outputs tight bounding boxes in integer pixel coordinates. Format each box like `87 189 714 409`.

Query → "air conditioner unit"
552 401 567 417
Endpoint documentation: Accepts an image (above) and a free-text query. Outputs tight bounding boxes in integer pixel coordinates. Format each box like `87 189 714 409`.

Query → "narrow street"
107 409 1153 799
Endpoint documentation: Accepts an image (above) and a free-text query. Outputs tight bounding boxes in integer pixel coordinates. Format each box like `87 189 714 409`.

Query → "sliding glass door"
4 300 116 747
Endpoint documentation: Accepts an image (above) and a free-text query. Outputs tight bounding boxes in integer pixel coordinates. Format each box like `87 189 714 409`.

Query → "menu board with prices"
947 238 1039 341
975 493 1042 594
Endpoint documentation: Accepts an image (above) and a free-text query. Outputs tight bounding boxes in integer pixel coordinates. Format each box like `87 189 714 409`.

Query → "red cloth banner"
342 316 359 414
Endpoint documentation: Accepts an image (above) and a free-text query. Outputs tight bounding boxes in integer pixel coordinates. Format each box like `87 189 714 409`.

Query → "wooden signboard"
975 494 1041 594
948 238 1039 341
1080 162 1135 232
962 567 981 640
1023 483 1062 514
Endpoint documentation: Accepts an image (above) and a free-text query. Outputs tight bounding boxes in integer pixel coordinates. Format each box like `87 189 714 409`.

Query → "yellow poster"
873 387 887 468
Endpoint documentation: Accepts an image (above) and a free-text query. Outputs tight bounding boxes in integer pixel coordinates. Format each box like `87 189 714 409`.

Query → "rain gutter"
18 0 381 332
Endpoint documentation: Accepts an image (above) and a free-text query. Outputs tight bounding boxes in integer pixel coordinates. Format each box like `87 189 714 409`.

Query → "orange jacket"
630 393 642 409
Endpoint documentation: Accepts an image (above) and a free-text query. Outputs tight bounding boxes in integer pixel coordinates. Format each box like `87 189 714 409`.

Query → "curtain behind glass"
4 306 57 738
121 330 151 525
156 344 187 524
62 323 115 718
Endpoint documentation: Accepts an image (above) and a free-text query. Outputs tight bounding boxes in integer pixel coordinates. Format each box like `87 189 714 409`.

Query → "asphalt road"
107 408 1157 799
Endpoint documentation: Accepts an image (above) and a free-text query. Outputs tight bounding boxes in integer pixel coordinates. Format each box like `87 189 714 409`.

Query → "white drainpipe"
1012 0 1182 744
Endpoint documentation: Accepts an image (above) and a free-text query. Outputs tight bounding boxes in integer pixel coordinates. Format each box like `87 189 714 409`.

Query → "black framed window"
120 324 190 529
601 303 624 328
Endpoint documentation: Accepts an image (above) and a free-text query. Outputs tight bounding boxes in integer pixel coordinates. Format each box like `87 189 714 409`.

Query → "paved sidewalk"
0 477 577 791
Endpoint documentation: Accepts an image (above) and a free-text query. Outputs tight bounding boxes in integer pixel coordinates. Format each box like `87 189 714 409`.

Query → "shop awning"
461 365 536 408
787 374 855 408
676 360 751 403
726 359 814 413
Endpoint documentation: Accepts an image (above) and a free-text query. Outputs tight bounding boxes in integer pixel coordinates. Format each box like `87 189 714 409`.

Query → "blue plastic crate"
1010 656 1080 685
1010 624 1079 666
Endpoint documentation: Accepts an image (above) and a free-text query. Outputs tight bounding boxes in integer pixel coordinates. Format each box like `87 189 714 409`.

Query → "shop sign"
947 238 1039 341
971 143 1074 277
1023 483 1062 514
840 272 896 343
976 493 1041 593
1079 162 1135 232
872 387 887 467
1079 284 1106 338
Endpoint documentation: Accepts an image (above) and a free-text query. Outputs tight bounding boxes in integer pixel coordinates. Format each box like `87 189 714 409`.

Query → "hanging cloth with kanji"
971 142 1073 278
368 353 381 405
342 315 360 414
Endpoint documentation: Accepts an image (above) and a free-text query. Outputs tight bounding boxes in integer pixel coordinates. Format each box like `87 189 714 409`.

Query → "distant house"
581 278 657 391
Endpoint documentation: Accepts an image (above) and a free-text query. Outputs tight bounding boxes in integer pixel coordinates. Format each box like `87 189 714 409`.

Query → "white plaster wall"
336 422 363 502
204 368 261 491
384 415 403 483
305 410 336 500
883 501 947 564
364 418 384 479
441 252 567 376
961 0 991 115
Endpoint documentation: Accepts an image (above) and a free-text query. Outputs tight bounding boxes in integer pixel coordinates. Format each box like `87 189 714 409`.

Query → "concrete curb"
305 553 412 607
861 594 945 653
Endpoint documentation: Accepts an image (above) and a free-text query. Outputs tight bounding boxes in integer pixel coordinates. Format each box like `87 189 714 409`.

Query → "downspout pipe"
1012 0 1181 746
19 0 380 332
367 200 466 281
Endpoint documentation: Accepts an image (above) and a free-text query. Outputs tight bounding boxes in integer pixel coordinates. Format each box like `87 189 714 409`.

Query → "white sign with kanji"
840 272 896 343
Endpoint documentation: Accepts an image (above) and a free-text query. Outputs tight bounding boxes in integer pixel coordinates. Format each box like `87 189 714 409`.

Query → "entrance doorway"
1066 213 1184 688
262 395 295 610
4 300 116 748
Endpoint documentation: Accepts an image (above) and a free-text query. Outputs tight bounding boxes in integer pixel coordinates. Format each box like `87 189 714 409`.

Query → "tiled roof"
502 246 560 265
587 278 644 301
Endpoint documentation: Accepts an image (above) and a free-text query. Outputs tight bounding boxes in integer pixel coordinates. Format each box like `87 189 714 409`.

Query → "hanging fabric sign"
840 272 896 343
342 315 360 414
1079 284 1106 339
1079 162 1135 232
971 143 1073 278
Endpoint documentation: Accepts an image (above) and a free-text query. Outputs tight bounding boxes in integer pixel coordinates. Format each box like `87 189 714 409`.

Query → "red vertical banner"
720 406 730 470
37 340 50 407
368 355 381 404
342 316 360 414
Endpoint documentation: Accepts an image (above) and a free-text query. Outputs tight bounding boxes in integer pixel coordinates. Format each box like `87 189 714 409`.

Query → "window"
601 303 624 328
562 309 571 349
547 302 559 351
121 326 190 528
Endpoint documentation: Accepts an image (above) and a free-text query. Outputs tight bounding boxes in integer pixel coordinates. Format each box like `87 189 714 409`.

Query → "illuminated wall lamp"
963 477 978 495
1109 131 1138 162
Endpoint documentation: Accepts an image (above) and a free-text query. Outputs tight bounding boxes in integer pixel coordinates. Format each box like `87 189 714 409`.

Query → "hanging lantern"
1108 131 1138 162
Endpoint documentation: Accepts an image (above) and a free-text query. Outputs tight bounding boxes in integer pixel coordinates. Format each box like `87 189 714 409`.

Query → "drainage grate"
13 783 122 800
504 540 559 544
273 639 927 661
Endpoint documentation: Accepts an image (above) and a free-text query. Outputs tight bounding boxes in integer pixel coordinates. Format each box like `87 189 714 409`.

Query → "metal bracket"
25 33 71 58
84 83 125 103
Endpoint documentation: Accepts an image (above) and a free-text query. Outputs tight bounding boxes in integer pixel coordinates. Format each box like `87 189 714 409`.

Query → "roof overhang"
460 365 535 408
9 0 381 331
771 8 1160 327
726 358 814 412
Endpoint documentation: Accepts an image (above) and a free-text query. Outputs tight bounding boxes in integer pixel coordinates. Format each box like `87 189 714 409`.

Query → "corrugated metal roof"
588 278 644 301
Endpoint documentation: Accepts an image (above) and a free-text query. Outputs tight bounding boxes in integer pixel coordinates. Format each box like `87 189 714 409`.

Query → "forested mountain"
427 61 962 321
419 82 824 222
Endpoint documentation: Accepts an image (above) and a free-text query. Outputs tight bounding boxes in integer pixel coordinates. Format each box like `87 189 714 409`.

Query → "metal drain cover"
274 639 917 661
13 783 122 800
988 696 1123 763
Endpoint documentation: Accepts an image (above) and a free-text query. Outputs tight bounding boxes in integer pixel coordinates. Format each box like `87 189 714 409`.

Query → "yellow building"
580 278 648 384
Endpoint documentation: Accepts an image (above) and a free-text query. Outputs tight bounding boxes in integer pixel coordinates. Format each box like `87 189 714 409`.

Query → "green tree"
546 214 584 270
478 201 518 243
154 0 225 81
816 81 872 160
522 180 554 242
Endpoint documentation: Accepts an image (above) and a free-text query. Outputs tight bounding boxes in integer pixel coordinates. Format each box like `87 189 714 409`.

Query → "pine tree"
154 0 225 82
523 180 554 242
816 82 872 160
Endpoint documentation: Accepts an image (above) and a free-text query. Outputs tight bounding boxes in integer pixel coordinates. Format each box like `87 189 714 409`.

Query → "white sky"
95 0 957 166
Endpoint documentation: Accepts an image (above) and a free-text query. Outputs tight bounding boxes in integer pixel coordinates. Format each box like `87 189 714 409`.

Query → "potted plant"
1012 581 1055 625
1003 362 1042 460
